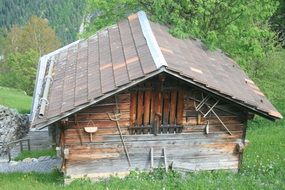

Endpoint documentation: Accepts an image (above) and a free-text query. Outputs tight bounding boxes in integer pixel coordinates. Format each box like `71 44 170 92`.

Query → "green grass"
13 149 56 161
0 86 32 113
0 170 64 190
0 50 284 189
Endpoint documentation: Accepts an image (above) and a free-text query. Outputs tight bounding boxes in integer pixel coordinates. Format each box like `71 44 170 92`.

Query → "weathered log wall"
65 133 242 180
61 78 247 180
65 93 130 144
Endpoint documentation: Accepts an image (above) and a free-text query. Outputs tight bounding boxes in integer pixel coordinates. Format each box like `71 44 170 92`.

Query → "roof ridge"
137 11 168 68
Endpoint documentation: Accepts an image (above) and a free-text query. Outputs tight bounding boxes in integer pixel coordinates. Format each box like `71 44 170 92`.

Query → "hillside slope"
0 86 31 113
0 0 85 45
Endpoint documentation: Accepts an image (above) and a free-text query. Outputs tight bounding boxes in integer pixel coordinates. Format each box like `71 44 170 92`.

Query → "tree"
0 50 39 95
0 28 7 55
83 0 139 37
270 0 285 45
0 15 61 95
84 0 280 77
5 16 61 56
0 0 85 45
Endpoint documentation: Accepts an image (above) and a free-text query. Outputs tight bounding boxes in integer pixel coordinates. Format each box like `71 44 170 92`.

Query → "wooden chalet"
30 11 282 181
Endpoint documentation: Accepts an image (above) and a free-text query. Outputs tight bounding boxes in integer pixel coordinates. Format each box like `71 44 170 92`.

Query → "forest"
0 0 85 46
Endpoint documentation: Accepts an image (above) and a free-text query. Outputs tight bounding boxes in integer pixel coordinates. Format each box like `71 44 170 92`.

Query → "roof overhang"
163 69 281 121
32 68 166 129
33 66 281 129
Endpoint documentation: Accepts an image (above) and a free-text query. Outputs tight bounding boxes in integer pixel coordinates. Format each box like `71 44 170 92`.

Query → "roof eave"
32 67 167 129
164 69 282 121
32 66 281 129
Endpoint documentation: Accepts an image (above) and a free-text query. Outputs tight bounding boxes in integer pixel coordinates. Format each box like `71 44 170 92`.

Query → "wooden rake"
107 110 132 168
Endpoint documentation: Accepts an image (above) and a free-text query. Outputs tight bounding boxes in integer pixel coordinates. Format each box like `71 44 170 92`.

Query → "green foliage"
14 148 56 161
0 0 86 45
0 16 60 95
83 0 140 37
0 50 39 95
0 86 32 113
4 16 61 55
85 0 280 76
0 28 5 53
250 49 285 113
270 0 285 44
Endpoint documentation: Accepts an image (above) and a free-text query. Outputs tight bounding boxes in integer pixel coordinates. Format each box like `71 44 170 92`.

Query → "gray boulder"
0 105 29 155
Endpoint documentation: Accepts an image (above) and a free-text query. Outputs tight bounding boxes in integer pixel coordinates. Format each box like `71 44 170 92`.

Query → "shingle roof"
150 21 282 119
30 11 282 128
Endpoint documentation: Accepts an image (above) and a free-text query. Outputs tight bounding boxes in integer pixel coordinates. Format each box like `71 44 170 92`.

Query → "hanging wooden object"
197 113 201 125
84 120 98 142
205 121 209 134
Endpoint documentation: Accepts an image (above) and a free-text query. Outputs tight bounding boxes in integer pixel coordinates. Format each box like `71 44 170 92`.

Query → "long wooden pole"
107 113 132 168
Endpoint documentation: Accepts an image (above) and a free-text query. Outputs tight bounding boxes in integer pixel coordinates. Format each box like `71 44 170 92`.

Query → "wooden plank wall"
64 133 242 179
21 129 52 150
64 93 130 147
62 80 247 180
183 90 246 134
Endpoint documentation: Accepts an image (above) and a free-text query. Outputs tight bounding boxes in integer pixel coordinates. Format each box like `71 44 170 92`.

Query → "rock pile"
0 105 29 155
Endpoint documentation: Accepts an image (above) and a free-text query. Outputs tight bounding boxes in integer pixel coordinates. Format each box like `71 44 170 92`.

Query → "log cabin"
30 11 282 181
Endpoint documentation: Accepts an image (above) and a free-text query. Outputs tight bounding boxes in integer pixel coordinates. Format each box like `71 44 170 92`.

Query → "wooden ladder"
150 147 168 172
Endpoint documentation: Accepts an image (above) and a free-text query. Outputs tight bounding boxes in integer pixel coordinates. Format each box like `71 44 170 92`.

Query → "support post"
27 139 31 151
163 147 168 172
150 147 154 169
20 141 23 152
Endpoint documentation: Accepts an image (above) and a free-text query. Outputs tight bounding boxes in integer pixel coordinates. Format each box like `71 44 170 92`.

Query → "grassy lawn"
0 50 284 189
0 86 32 113
13 149 56 161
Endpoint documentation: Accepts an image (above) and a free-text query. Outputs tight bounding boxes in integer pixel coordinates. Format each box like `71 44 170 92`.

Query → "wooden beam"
137 91 144 126
144 83 151 126
150 86 156 132
162 91 170 133
176 90 184 125
150 147 154 169
130 92 137 128
154 90 162 134
169 90 177 125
